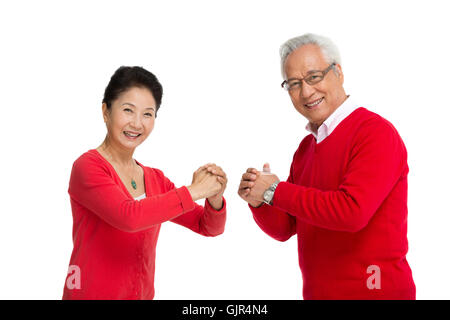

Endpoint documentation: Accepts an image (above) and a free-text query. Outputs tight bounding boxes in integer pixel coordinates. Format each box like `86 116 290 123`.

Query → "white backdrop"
1 0 449 299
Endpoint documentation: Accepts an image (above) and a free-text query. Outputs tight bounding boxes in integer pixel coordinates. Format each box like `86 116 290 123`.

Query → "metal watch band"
264 182 279 205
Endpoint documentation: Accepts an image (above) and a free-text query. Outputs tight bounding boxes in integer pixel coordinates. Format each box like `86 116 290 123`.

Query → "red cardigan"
250 107 415 299
63 149 226 300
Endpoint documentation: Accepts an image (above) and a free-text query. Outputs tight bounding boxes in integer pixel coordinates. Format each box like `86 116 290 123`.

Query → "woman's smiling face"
102 86 156 151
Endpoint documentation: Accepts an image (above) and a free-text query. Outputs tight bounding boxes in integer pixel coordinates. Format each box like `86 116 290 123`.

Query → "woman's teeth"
124 131 141 138
305 97 324 108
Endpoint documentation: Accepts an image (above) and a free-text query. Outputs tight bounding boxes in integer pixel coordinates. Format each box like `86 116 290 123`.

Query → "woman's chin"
118 138 143 149
120 132 148 147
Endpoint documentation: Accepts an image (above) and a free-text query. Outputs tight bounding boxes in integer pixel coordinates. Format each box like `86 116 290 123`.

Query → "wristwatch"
263 182 279 205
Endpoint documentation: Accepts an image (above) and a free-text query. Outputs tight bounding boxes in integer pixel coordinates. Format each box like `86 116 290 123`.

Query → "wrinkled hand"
238 163 279 207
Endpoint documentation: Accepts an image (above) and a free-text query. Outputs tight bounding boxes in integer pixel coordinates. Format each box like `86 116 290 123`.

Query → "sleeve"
170 198 227 237
249 159 297 242
68 156 197 233
272 118 408 233
166 173 227 237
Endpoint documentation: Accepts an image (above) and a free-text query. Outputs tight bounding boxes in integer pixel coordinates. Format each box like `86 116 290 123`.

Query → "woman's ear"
102 103 109 123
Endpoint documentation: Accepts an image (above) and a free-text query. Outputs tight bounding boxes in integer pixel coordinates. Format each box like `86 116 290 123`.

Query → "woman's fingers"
197 163 227 179
193 163 215 180
195 163 213 174
192 164 228 198
217 176 228 188
206 164 226 178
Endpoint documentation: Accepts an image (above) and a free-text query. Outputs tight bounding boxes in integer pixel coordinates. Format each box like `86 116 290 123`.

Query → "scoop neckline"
90 148 148 199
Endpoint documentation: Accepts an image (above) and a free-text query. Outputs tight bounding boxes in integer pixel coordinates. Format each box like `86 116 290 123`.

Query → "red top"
63 149 226 300
250 107 415 299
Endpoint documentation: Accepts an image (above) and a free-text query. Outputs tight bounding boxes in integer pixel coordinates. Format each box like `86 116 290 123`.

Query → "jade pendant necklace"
100 147 138 190
130 165 137 189
121 164 137 190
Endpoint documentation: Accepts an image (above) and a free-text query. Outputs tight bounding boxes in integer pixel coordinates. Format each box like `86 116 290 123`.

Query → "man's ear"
102 103 109 123
334 63 344 84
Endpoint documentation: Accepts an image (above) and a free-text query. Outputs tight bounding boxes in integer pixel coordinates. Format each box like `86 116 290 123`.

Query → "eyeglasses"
281 63 336 91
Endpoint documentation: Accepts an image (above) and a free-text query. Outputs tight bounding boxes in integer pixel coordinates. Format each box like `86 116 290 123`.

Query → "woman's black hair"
102 66 163 115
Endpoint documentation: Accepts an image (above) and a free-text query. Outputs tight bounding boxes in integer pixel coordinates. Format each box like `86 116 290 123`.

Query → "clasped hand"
187 163 227 210
238 163 280 207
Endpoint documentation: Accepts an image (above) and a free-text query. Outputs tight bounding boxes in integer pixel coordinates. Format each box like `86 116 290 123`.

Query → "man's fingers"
239 180 254 189
246 167 259 174
241 172 257 181
238 187 251 197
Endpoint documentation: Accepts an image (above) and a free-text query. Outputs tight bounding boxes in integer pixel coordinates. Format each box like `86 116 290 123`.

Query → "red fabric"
63 149 226 300
250 107 415 300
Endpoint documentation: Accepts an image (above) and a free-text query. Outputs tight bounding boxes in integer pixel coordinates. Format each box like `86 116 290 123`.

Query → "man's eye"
144 113 153 117
124 108 132 112
308 75 321 81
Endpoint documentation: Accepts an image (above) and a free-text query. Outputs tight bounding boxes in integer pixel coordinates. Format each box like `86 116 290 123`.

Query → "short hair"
279 33 342 78
102 66 163 116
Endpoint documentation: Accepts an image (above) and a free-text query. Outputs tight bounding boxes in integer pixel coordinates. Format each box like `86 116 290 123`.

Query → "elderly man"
238 33 415 300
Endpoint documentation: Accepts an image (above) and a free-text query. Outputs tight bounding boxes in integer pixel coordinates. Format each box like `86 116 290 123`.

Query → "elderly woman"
63 66 227 300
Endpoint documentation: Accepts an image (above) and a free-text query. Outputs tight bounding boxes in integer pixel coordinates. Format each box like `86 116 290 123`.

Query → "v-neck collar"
91 149 148 199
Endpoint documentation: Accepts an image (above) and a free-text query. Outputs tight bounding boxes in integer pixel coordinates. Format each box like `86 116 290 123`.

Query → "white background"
0 0 449 299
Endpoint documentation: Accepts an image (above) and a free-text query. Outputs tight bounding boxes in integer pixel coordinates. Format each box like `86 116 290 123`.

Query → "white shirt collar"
305 95 359 143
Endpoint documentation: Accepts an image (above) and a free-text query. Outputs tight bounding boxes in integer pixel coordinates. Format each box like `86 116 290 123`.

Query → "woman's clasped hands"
187 163 227 210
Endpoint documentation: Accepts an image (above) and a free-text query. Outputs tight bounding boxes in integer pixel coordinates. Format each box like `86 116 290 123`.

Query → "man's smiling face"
284 44 347 130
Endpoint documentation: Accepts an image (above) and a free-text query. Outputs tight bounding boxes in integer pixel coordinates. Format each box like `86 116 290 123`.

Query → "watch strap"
264 182 279 205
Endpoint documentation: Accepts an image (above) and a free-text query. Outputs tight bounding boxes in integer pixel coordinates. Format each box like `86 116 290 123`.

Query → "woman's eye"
144 113 153 117
124 108 132 112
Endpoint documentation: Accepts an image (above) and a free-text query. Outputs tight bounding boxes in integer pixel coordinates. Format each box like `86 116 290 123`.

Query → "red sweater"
250 107 415 300
63 149 226 300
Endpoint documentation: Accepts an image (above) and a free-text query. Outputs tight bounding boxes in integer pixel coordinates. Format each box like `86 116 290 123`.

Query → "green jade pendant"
131 180 137 190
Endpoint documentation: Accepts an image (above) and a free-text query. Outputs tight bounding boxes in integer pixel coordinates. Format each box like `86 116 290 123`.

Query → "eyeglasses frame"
281 62 336 91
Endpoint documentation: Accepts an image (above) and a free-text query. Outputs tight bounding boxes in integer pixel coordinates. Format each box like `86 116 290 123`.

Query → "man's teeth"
306 98 323 107
124 132 141 137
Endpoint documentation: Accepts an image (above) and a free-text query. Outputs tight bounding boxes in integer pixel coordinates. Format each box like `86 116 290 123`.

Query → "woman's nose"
130 114 143 130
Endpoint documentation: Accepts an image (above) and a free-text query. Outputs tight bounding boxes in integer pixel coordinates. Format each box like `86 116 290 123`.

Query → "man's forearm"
249 203 296 242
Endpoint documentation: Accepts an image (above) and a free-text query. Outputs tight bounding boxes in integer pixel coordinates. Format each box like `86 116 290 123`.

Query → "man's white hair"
279 33 342 78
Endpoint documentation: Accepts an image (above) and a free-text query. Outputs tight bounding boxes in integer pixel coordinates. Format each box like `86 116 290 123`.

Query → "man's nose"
300 81 315 99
